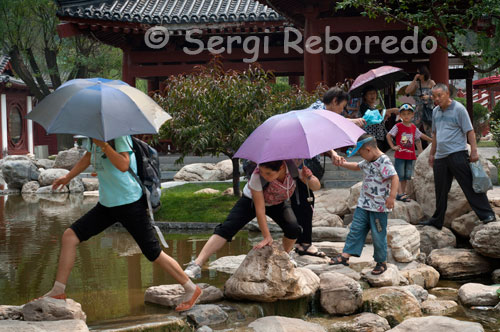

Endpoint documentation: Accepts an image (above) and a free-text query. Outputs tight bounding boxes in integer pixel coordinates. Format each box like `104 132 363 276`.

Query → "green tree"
0 0 122 101
156 59 321 196
335 0 500 73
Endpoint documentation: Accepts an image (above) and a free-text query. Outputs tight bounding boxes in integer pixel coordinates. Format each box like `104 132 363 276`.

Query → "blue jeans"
343 207 388 263
394 158 415 181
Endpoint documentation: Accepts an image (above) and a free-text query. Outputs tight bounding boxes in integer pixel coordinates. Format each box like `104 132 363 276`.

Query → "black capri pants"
214 192 304 242
70 195 162 262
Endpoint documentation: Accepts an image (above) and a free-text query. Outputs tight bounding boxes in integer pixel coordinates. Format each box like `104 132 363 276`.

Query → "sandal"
372 262 387 275
329 254 349 266
396 193 411 202
294 243 327 258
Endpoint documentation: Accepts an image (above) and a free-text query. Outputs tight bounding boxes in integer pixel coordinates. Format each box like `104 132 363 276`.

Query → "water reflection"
0 193 250 324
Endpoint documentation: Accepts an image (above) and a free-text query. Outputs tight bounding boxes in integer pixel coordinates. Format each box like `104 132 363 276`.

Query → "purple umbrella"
234 109 365 164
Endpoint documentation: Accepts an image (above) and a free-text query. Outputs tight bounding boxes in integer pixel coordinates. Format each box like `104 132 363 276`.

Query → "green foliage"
455 97 489 140
335 0 500 73
155 59 322 195
491 100 500 122
156 182 245 222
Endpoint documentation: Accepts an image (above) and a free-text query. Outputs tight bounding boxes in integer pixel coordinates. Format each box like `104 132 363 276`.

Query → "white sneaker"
184 260 202 279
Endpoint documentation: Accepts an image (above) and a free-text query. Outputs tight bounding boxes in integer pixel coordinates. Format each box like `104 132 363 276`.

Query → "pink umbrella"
349 66 408 98
234 109 365 164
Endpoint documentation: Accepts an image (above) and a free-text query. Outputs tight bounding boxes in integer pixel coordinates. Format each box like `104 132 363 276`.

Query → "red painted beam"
56 22 82 38
317 17 406 33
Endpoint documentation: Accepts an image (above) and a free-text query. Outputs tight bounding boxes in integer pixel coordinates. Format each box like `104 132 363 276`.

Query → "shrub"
455 97 489 141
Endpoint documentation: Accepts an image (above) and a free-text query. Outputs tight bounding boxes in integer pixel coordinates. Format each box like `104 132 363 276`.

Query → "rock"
347 244 376 272
36 185 69 194
492 269 500 283
304 264 361 280
53 148 85 170
2 159 39 189
81 178 99 191
398 262 440 289
470 222 500 258
222 188 234 196
0 305 23 320
144 283 223 307
0 320 89 332
248 316 326 332
388 201 424 225
224 243 320 302
326 312 391 332
184 304 228 327
362 287 422 327
451 211 482 238
346 182 362 211
361 264 401 287
38 168 69 187
34 158 55 169
292 253 331 267
246 218 282 233
174 161 232 181
420 299 458 315
343 213 354 225
387 220 420 263
311 227 349 242
458 283 500 307
313 242 344 257
22 297 86 321
386 316 484 332
319 272 363 315
427 248 493 279
196 326 213 332
312 212 344 228
400 285 428 303
21 181 40 194
428 287 458 301
194 188 220 195
208 255 246 275
416 225 456 255
215 160 233 179
69 178 85 193
314 188 350 217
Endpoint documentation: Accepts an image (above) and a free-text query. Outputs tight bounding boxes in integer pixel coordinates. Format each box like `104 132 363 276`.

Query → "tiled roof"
0 55 10 75
56 0 284 24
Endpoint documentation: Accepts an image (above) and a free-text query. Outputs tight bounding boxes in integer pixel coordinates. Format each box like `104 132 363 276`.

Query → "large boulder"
22 297 86 321
53 147 85 170
361 264 401 287
81 178 99 191
325 313 391 332
388 201 424 225
346 182 362 211
427 248 493 279
362 287 422 327
469 222 500 258
314 188 350 218
144 283 223 308
69 178 85 193
247 316 326 332
224 243 320 302
183 304 228 327
398 262 440 289
416 225 456 255
21 181 40 194
38 169 69 187
420 299 458 315
319 272 363 315
311 227 348 242
2 158 39 189
34 158 55 169
386 316 484 332
0 305 23 320
451 211 483 238
412 145 482 227
0 320 89 332
304 264 360 281
458 283 500 307
312 212 344 228
174 161 232 181
387 220 420 263
208 255 246 275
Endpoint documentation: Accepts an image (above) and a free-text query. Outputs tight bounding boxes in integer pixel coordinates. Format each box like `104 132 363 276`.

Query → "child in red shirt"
386 104 432 202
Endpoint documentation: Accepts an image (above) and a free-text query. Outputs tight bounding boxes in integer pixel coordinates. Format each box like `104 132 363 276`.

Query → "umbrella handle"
301 160 314 205
377 90 386 110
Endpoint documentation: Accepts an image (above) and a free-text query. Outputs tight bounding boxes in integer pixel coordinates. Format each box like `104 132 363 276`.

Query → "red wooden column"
304 10 322 92
122 47 136 87
429 36 449 85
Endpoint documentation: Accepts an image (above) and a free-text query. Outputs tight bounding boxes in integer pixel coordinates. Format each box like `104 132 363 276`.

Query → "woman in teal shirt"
41 136 201 312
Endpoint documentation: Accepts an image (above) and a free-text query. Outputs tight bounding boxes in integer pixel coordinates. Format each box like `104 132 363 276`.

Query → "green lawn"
155 182 246 222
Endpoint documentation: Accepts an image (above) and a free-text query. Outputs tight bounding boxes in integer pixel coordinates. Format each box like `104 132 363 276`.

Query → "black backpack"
127 137 161 212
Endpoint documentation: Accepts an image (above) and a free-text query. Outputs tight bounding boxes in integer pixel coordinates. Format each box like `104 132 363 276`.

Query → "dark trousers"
430 151 494 228
295 180 315 244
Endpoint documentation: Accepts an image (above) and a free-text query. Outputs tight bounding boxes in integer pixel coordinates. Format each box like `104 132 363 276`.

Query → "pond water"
0 194 498 331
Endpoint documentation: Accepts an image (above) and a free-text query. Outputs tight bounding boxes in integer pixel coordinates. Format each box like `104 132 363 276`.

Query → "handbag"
470 161 493 193
419 80 434 125
304 156 325 180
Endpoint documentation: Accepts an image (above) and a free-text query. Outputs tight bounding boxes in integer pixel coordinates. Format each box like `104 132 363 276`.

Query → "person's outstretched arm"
52 152 91 190
420 133 433 142
339 160 361 171
251 189 273 249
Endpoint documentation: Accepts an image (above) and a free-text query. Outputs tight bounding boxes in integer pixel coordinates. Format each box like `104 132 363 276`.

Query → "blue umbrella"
27 78 171 141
